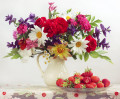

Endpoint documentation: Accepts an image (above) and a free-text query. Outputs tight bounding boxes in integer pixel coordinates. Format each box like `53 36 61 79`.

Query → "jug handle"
37 53 44 77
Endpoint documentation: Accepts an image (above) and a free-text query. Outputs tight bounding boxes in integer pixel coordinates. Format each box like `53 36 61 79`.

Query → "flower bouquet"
5 2 112 86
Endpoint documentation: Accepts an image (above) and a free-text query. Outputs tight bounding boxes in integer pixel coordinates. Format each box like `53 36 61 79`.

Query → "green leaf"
97 50 108 54
17 35 23 40
53 12 59 16
79 54 82 60
11 48 18 53
68 35 73 42
90 22 98 27
94 19 102 23
87 15 91 21
49 10 52 19
4 53 13 58
84 52 89 62
99 55 113 64
88 29 94 35
91 16 95 22
11 54 21 59
89 51 99 58
96 47 100 50
67 9 72 14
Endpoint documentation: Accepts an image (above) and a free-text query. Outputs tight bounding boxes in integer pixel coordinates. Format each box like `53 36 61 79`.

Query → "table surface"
0 84 120 99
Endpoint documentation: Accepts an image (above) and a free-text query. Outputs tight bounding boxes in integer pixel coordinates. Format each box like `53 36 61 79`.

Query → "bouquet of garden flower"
5 2 112 63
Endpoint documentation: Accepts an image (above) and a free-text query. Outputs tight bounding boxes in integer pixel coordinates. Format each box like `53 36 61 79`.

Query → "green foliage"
86 15 91 21
90 22 98 27
53 11 59 16
49 10 52 19
68 35 73 42
91 16 95 22
88 29 94 35
99 55 113 64
4 48 22 59
79 54 82 60
97 50 108 54
90 51 99 58
67 9 72 14
17 34 24 40
84 52 89 62
89 50 112 63
94 19 102 23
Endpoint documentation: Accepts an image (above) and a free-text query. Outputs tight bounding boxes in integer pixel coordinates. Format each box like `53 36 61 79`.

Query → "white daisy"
69 37 89 55
29 26 47 47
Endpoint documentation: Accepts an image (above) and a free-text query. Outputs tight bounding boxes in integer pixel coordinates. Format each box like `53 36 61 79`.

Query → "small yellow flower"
48 61 50 63
47 42 71 60
66 16 71 20
44 50 47 54
43 55 45 58
44 61 47 64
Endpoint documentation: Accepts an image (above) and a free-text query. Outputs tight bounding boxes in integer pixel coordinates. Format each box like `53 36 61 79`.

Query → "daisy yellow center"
76 42 82 47
66 16 71 20
36 31 42 38
57 47 65 53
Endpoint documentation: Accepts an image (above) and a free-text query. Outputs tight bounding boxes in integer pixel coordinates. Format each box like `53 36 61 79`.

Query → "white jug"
37 54 69 86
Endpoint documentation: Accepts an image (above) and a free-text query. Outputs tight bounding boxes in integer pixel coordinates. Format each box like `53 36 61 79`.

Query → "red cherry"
42 93 46 97
2 92 6 95
115 92 119 96
74 93 79 97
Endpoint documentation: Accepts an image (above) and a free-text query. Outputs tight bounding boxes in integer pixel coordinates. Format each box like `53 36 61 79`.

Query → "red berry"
2 92 6 95
115 92 119 96
102 79 110 87
80 76 84 81
74 84 83 88
97 82 104 88
86 84 94 88
81 68 93 77
74 73 81 78
83 77 91 84
74 93 79 97
90 82 97 88
91 76 100 83
68 76 75 83
42 93 46 97
56 78 64 87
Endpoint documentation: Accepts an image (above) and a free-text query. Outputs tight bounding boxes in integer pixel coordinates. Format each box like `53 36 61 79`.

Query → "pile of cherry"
56 68 110 88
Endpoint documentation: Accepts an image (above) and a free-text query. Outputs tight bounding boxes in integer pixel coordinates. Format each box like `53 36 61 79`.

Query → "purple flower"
5 14 16 25
28 13 36 22
99 38 110 50
18 18 34 28
67 25 77 36
18 13 36 28
93 27 101 42
7 40 19 49
100 24 111 37
45 35 61 47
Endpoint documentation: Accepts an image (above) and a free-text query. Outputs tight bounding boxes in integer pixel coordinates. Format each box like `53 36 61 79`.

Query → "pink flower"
26 39 38 50
49 2 56 11
67 19 77 26
17 24 28 34
76 14 91 32
13 30 18 40
49 2 54 6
